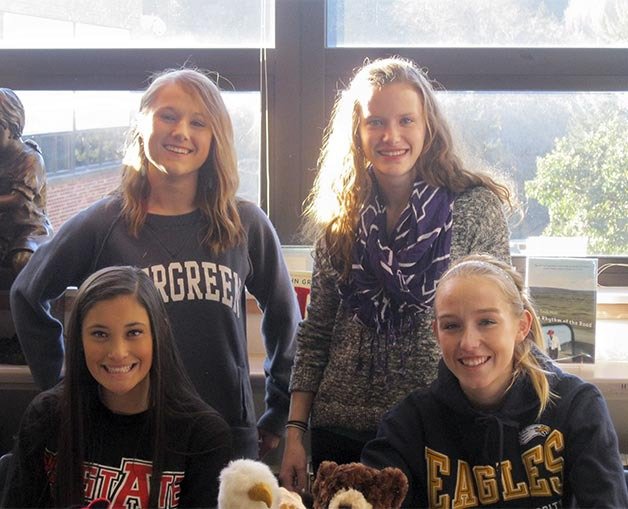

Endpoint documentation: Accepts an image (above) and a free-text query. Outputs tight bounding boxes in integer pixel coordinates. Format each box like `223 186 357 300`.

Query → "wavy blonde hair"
436 254 555 417
119 68 243 253
302 57 511 275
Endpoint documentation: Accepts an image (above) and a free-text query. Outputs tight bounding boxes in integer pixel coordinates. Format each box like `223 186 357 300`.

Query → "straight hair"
55 266 212 506
119 68 244 254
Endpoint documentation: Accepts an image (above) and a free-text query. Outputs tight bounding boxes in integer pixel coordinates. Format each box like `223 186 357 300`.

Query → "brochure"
525 257 597 363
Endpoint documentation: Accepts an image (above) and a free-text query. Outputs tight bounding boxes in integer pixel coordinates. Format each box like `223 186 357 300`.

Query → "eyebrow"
436 308 501 319
157 105 208 118
85 321 147 328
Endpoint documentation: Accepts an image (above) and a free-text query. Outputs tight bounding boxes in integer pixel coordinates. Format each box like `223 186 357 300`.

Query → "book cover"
525 257 597 363
290 270 312 319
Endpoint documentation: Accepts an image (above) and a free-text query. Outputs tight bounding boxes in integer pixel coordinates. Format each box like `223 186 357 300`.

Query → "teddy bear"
311 461 408 509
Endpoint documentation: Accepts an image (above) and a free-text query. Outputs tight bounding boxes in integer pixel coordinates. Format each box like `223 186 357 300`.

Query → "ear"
432 319 441 344
516 309 533 343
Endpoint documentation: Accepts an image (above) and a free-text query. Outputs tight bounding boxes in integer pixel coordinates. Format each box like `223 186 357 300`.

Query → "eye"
159 111 177 122
400 116 414 125
89 330 108 341
127 328 145 338
365 118 384 127
479 319 496 326
440 322 459 331
191 119 207 128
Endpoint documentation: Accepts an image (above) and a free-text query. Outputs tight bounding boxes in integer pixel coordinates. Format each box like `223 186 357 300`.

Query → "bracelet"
286 420 309 433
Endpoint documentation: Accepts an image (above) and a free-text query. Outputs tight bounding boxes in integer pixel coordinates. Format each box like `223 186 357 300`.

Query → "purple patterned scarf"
339 177 456 335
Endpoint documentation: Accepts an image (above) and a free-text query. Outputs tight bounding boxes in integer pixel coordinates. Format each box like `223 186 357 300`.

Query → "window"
0 0 273 48
328 0 628 47
439 91 628 256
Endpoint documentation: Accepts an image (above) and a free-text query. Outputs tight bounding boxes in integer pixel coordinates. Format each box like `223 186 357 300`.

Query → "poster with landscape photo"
525 257 597 363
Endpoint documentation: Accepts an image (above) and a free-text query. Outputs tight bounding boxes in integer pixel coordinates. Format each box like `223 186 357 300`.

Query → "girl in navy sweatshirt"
362 254 628 508
10 69 300 460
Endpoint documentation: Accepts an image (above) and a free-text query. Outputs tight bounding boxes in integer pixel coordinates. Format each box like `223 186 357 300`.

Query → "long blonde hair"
436 254 554 417
119 68 244 253
302 57 511 275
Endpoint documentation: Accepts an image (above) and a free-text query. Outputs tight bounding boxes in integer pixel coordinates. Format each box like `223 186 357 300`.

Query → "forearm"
283 391 315 457
287 390 315 424
279 391 316 491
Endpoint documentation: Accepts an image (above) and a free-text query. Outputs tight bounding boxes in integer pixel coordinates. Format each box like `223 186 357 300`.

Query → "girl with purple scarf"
280 57 512 493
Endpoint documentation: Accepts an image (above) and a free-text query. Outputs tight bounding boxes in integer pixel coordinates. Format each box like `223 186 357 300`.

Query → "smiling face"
140 81 213 183
433 275 532 409
358 81 427 186
82 294 153 414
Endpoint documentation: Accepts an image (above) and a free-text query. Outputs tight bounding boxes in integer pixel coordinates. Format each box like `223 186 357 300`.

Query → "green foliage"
526 111 628 254
74 127 126 168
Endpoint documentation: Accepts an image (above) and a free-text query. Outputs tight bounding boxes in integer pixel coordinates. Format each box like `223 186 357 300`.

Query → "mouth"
103 363 137 374
458 356 490 367
164 144 193 155
377 148 409 157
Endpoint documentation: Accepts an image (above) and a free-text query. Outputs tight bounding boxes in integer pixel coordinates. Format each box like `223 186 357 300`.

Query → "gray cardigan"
289 186 511 432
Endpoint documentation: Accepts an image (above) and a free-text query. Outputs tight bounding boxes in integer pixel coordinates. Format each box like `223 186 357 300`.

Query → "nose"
107 337 128 361
459 326 481 350
382 123 400 143
171 119 190 140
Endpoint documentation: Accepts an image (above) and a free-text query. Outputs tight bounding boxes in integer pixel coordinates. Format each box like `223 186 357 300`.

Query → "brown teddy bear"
311 461 408 509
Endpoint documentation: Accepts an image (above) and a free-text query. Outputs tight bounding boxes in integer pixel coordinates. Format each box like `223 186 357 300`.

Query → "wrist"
285 419 309 433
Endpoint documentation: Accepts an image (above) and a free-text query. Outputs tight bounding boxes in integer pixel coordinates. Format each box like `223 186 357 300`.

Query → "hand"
11 250 32 274
278 434 308 493
258 428 281 459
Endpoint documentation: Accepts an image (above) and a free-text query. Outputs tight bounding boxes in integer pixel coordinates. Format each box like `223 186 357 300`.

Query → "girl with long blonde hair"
281 56 512 491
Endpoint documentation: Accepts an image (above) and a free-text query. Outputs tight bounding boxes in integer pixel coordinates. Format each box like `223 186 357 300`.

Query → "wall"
47 167 119 230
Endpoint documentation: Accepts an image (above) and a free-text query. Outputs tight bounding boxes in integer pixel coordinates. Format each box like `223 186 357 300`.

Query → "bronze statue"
0 88 52 283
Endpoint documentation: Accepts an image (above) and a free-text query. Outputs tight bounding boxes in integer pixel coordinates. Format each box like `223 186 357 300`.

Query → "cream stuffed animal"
218 459 307 509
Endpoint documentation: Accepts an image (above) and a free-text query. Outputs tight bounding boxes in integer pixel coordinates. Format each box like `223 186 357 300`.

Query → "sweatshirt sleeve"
561 383 628 508
178 412 233 509
239 203 300 436
10 202 110 390
1 391 57 507
361 395 428 509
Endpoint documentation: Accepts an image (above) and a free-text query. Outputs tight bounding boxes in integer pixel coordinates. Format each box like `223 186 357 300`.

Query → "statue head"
0 88 26 140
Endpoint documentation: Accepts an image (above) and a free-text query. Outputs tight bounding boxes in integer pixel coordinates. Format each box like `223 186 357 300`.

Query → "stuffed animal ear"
316 460 339 479
312 461 340 509
378 467 409 508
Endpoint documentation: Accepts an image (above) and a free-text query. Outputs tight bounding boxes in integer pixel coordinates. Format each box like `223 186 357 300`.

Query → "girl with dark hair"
2 265 232 508
362 254 628 508
280 56 512 491
10 68 300 459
